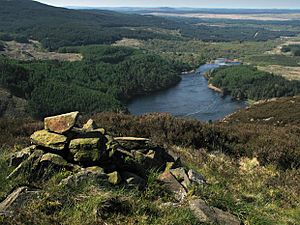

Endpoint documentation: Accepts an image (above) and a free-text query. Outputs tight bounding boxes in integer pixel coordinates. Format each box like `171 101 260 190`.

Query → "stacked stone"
30 112 106 164
8 112 178 188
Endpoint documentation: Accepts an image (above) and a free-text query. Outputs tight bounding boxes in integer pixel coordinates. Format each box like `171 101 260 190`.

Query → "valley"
0 1 299 224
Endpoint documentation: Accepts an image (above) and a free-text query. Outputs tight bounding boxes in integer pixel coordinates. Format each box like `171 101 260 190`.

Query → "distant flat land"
1 40 82 61
255 37 300 80
147 12 300 21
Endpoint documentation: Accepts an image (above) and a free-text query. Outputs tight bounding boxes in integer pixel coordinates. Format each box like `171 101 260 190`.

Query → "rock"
94 128 106 135
188 169 207 185
170 167 191 190
40 153 68 166
165 162 176 172
120 171 146 190
44 111 79 134
9 145 36 167
7 150 44 180
108 171 121 185
135 148 175 171
189 198 241 225
212 207 241 225
158 171 187 201
59 166 107 187
69 138 101 163
114 137 150 150
30 130 67 151
82 119 98 131
0 186 42 216
189 198 217 224
70 127 107 141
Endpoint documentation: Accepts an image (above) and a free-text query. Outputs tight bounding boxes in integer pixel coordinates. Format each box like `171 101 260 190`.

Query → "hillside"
0 99 299 224
0 0 296 51
0 0 179 50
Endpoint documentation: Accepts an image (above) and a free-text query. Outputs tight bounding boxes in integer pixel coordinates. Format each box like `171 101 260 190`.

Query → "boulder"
40 153 68 166
189 198 217 224
188 169 207 185
108 171 121 185
44 111 79 134
69 138 101 163
189 198 241 225
120 171 146 190
59 166 107 187
9 145 36 167
170 167 191 190
212 207 241 225
30 130 67 151
158 171 187 202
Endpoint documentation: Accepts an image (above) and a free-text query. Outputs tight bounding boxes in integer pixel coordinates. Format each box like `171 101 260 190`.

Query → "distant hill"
0 0 179 50
0 0 297 50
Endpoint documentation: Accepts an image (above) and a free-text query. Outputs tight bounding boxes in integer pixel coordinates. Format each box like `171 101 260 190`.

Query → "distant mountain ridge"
0 0 178 50
0 0 297 50
68 6 300 14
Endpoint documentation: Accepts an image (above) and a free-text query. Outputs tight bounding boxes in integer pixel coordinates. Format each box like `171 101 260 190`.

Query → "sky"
36 0 300 9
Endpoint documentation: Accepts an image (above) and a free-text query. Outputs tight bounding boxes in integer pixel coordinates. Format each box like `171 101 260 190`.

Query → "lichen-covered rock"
7 150 44 180
69 138 101 163
9 145 36 167
82 119 98 131
70 127 107 141
212 207 241 225
189 198 241 225
30 130 67 151
40 153 68 166
189 198 217 224
114 137 150 150
120 171 146 190
165 162 176 172
59 166 107 187
158 171 187 201
188 169 207 185
108 171 121 185
170 167 191 190
44 111 79 134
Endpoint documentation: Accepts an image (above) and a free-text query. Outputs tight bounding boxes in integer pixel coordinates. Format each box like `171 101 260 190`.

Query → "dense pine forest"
0 45 182 118
208 65 300 100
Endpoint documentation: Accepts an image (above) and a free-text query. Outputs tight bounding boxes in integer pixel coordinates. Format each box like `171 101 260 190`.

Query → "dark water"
127 63 246 121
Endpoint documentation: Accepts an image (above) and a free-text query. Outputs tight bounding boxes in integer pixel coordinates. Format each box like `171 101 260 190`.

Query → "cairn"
3 112 241 224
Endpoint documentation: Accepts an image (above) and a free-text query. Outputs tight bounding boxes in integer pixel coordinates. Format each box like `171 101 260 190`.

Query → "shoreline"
207 83 223 93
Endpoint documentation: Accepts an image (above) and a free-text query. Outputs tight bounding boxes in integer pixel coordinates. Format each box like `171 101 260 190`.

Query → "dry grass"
257 65 300 80
1 40 83 61
113 38 143 48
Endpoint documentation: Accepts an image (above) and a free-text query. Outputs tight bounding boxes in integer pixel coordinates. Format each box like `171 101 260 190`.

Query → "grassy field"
258 65 300 80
